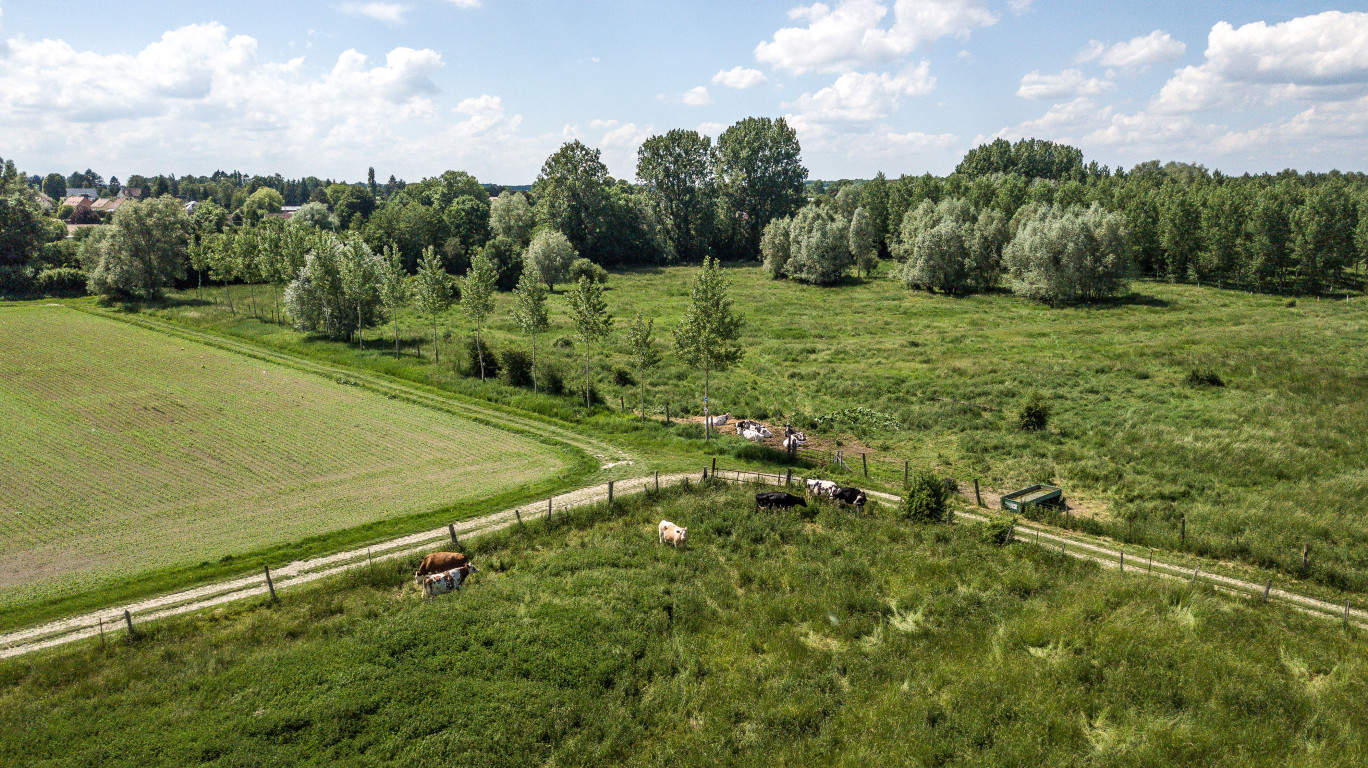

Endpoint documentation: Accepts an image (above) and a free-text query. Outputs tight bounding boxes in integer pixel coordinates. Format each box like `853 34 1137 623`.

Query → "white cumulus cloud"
682 86 713 106
443 0 482 8
339 2 409 24
1016 69 1113 100
1076 30 1185 68
784 63 934 122
1155 11 1368 113
712 66 769 89
755 0 996 74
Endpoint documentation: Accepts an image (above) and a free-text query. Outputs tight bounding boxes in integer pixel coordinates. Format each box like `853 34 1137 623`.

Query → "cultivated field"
0 306 570 612
4 485 1365 765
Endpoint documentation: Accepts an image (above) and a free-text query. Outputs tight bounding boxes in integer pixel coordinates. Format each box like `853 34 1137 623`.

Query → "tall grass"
4 484 1366 765
148 268 1368 594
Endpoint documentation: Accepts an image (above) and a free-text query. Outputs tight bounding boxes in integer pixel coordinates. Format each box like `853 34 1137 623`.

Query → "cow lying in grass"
704 412 731 428
422 564 478 600
414 551 468 587
658 520 688 548
736 420 773 442
756 491 807 509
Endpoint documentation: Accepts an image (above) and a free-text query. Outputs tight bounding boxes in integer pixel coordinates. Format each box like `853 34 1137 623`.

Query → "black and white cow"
831 486 868 510
756 491 807 509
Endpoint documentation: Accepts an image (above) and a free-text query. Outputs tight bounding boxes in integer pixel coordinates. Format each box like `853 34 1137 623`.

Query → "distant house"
63 195 93 210
66 188 98 200
90 197 132 214
264 205 302 221
118 187 146 200
33 191 55 210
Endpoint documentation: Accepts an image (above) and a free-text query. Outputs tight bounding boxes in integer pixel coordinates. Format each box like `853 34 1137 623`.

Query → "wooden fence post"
711 457 716 475
1191 564 1201 584
786 468 792 486
665 404 670 424
123 609 135 636
974 479 982 508
620 393 625 411
1180 516 1186 548
448 523 458 545
515 509 523 525
264 565 277 601
1346 599 1351 622
655 470 660 491
861 453 868 477
1264 579 1272 599
1119 552 1124 573
98 616 105 647
608 480 614 504
904 461 909 485
547 497 553 519
1302 543 1309 569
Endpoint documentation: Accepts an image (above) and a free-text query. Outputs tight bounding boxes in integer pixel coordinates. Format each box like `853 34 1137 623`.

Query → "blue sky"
1 1 1365 184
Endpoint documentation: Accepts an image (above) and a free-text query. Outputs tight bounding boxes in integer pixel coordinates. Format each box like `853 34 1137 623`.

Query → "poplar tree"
673 257 744 440
511 264 550 392
413 245 452 364
379 245 411 359
624 311 661 422
462 250 498 380
567 275 612 408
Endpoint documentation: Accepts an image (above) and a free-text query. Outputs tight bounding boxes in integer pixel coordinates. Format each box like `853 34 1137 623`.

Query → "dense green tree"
1160 188 1203 281
284 234 383 341
326 184 376 230
1246 185 1295 292
82 196 193 300
566 275 612 408
1198 185 1246 287
489 191 535 245
673 258 744 440
898 219 970 295
858 172 891 254
712 117 806 258
241 187 284 223
849 207 879 277
785 204 852 285
364 199 445 272
1002 204 1133 303
291 201 338 231
523 229 576 290
760 216 793 279
533 141 612 261
41 173 66 200
412 170 486 210
479 236 524 290
636 129 715 262
445 195 492 255
1293 182 1357 295
955 138 1085 181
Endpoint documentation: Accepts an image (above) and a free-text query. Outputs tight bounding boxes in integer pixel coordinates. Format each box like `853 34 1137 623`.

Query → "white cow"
422 564 479 600
704 412 731 428
805 478 838 498
783 435 805 452
658 520 688 548
736 421 773 440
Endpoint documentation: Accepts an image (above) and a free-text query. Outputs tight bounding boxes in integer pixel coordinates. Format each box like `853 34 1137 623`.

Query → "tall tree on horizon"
712 117 806 259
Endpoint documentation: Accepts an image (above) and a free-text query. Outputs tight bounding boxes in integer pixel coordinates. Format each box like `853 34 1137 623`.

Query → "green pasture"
3 484 1365 766
149 264 1368 593
0 305 580 621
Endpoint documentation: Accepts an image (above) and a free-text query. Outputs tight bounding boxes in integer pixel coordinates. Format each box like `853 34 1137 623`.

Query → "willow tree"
511 264 550 392
462 250 498 380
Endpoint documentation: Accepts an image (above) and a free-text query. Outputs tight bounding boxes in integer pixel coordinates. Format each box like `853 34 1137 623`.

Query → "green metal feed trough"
1000 484 1063 513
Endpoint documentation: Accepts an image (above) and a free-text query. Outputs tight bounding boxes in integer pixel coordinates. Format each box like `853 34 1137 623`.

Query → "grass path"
6 467 1365 660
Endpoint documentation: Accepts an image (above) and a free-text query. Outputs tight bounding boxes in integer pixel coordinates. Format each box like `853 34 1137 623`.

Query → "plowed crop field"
0 306 568 609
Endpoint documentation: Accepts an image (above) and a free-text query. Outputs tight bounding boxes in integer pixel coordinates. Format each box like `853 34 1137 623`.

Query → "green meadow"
148 263 1368 593
3 484 1365 766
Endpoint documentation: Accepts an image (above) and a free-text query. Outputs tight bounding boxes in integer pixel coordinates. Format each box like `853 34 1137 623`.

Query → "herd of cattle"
414 476 866 600
703 413 806 450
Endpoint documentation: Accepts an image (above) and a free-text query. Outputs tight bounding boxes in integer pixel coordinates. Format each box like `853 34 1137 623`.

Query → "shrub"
34 267 87 296
553 336 575 350
1017 391 1050 431
1185 368 1225 387
500 348 534 388
569 258 608 285
464 337 501 379
974 514 1016 546
903 469 951 523
543 367 565 395
612 367 635 387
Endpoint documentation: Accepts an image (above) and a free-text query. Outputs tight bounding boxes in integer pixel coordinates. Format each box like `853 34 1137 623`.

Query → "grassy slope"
2 484 1365 766
0 305 586 625
150 266 1368 593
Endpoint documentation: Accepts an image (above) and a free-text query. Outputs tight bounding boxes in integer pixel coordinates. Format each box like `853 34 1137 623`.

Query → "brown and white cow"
658 520 688 548
422 564 478 600
414 551 468 586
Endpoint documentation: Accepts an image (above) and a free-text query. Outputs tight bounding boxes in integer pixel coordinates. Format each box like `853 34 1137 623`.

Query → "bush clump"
34 267 87 296
903 469 951 523
973 514 1017 546
1185 368 1225 387
569 258 608 285
1016 391 1050 431
500 348 534 388
464 337 501 380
